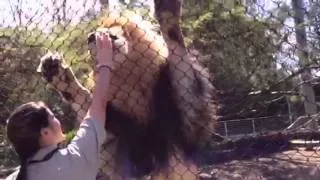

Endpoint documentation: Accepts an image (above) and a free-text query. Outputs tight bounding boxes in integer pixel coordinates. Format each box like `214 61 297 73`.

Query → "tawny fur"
88 13 169 124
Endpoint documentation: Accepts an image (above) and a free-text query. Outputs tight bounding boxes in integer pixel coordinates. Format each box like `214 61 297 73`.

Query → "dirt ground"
1 147 320 180
199 147 320 180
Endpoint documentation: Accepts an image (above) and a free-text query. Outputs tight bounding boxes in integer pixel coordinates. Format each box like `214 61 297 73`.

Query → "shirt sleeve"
66 117 106 167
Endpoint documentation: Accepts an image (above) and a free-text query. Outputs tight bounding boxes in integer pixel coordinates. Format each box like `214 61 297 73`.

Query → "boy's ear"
40 128 49 136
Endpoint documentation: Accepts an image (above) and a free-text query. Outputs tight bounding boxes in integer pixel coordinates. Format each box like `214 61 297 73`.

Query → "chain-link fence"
1 0 320 179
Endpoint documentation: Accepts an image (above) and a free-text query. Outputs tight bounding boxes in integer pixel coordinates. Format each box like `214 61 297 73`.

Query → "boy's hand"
95 32 114 71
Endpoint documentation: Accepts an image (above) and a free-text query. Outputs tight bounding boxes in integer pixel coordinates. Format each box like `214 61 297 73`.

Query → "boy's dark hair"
6 101 50 180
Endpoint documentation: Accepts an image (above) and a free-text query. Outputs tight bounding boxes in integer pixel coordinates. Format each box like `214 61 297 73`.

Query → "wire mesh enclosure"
1 0 320 179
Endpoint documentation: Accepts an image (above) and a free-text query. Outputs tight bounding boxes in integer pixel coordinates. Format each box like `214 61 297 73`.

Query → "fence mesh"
1 0 320 179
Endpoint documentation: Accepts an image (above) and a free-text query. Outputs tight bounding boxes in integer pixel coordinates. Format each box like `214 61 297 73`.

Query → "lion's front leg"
37 51 93 124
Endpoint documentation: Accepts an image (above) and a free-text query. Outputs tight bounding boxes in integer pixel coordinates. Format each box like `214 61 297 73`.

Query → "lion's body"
37 12 217 180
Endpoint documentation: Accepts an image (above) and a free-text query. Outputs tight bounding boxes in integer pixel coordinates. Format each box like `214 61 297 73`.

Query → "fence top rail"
218 115 289 123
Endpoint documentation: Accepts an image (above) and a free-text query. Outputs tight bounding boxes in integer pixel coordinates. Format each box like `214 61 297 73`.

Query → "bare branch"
269 65 320 90
99 0 109 12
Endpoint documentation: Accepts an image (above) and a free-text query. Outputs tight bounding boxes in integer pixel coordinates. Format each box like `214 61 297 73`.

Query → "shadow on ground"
199 147 320 180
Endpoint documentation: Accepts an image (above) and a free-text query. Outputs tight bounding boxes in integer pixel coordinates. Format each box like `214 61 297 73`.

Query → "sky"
0 0 296 41
0 0 316 72
0 0 294 29
0 0 154 29
0 0 117 29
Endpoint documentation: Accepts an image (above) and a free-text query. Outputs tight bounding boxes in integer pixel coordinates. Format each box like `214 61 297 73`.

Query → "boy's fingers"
101 33 112 49
105 34 112 48
97 33 112 49
96 34 101 49
100 34 106 49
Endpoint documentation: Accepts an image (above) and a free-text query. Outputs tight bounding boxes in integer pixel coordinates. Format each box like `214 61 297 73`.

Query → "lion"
37 12 217 180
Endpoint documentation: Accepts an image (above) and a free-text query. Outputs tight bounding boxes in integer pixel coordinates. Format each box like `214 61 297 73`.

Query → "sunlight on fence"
1 0 320 179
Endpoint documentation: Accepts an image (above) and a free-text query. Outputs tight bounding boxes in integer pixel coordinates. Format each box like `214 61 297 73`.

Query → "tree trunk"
99 0 109 13
289 0 318 131
17 0 22 26
62 0 67 22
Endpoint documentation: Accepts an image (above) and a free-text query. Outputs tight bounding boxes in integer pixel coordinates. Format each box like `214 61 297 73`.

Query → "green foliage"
181 1 295 118
65 129 77 143
0 125 19 171
0 32 77 129
118 1 157 24
183 2 286 91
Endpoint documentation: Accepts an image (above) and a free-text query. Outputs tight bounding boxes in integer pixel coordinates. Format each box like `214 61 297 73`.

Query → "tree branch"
269 64 320 90
99 0 109 12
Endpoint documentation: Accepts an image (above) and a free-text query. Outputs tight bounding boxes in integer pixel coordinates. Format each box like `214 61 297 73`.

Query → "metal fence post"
252 119 256 134
224 121 228 137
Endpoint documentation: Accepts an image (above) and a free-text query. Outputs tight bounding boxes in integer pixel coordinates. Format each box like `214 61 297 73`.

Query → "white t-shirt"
6 117 106 180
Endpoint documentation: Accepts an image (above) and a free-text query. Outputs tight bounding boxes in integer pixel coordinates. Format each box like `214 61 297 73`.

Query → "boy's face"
39 105 66 146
